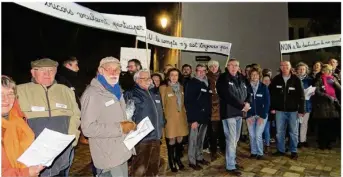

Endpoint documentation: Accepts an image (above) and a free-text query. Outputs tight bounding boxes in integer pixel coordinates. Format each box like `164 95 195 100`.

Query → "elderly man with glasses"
16 58 81 177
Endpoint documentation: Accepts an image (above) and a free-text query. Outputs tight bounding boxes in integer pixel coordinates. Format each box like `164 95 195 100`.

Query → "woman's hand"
29 165 45 177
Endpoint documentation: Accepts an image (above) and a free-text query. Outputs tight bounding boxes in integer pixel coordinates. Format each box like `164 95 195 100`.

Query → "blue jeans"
222 117 242 170
63 148 75 177
247 116 267 156
263 120 270 146
275 111 299 153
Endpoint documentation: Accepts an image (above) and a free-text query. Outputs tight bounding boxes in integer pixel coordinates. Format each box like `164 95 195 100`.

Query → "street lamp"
160 17 168 29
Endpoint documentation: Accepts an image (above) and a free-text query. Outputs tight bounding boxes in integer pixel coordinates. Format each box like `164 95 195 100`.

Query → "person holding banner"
216 58 251 176
269 61 305 160
1 75 45 177
120 59 142 91
159 68 189 172
81 57 136 177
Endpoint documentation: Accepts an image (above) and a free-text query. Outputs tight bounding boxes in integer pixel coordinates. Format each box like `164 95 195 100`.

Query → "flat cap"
99 56 120 67
31 58 59 68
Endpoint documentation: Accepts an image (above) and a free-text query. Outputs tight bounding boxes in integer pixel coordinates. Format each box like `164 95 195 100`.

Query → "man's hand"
271 110 276 114
29 165 45 177
191 122 199 130
242 103 250 112
298 113 304 118
120 121 137 134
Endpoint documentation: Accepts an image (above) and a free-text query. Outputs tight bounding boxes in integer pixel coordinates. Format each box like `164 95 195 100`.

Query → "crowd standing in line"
2 55 341 177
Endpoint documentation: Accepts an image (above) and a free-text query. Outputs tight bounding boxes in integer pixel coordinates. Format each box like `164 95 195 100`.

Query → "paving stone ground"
70 136 341 177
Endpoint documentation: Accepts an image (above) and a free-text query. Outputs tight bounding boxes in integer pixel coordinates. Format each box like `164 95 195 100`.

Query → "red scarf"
321 74 336 98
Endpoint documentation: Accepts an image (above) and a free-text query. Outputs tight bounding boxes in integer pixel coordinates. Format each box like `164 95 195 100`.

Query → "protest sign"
280 34 341 54
137 30 231 55
120 47 151 72
15 2 147 36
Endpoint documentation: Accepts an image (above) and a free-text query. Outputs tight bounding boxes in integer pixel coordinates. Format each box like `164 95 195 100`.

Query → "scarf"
2 100 35 168
97 74 122 100
321 74 336 98
195 75 209 87
298 74 307 81
170 82 182 112
250 81 259 95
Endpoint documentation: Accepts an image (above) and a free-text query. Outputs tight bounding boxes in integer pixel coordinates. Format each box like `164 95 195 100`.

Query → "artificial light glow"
160 17 168 28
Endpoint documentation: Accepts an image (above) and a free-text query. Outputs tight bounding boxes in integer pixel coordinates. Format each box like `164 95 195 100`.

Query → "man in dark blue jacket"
216 58 251 176
184 64 212 170
124 69 164 177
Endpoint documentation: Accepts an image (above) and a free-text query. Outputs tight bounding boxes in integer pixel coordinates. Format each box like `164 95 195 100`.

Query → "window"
289 27 294 40
299 28 305 38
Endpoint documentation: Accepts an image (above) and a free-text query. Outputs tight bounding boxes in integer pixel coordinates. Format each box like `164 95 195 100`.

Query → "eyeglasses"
139 77 152 82
2 93 16 100
102 67 121 74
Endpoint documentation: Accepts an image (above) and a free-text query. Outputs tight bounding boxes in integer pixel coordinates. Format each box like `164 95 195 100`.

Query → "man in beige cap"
16 58 81 177
81 56 136 177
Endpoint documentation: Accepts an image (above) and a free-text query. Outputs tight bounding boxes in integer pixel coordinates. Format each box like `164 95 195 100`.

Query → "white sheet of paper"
17 128 75 167
124 117 155 150
304 86 316 100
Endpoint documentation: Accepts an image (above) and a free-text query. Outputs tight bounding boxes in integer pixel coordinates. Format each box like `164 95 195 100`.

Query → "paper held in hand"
17 128 75 167
124 117 154 150
304 86 316 100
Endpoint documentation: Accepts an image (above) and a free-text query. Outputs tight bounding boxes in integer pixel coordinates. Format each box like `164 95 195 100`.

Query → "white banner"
137 30 231 55
120 47 151 72
280 34 341 54
15 2 147 36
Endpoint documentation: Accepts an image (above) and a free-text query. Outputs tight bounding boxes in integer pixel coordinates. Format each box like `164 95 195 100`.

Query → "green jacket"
17 82 81 177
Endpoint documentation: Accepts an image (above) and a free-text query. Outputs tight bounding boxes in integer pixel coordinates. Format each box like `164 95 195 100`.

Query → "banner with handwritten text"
137 30 231 55
15 2 147 36
280 34 341 54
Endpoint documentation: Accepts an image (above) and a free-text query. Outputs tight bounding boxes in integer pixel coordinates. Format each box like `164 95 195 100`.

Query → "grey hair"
296 62 309 74
208 60 219 67
133 69 151 82
2 75 16 94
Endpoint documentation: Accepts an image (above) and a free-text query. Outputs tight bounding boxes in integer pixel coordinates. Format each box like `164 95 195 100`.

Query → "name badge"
31 106 45 112
209 90 213 93
276 85 282 88
201 88 207 92
155 100 161 103
256 94 263 97
70 87 75 91
105 99 115 107
229 82 234 86
168 93 174 97
56 103 67 109
289 87 295 90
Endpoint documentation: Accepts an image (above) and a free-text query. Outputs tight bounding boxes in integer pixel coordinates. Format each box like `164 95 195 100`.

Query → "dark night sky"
1 2 341 84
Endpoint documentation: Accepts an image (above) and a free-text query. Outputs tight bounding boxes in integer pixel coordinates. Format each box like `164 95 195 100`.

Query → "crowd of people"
1 55 341 177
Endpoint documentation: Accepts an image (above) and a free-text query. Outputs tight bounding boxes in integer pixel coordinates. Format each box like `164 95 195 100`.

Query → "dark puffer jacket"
124 85 164 141
312 75 341 119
